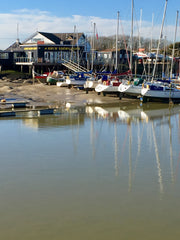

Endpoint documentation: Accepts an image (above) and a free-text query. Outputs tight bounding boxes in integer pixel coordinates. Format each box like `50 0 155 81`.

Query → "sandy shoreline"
0 78 138 109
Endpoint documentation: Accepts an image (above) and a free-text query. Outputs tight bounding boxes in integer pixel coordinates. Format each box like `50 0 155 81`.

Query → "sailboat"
118 77 144 98
141 5 180 103
94 12 122 96
118 0 145 98
46 71 67 85
83 22 99 92
94 73 122 96
66 71 92 88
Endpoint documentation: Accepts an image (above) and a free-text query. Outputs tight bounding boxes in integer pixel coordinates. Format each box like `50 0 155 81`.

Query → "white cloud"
0 9 178 50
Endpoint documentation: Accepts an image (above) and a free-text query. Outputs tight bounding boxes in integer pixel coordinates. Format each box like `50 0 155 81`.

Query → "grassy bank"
0 70 31 80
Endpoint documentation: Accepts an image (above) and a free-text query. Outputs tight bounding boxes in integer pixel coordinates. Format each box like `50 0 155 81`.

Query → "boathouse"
0 31 91 74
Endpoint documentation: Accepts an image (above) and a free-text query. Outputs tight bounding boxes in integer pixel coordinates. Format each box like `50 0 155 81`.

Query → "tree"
166 42 180 57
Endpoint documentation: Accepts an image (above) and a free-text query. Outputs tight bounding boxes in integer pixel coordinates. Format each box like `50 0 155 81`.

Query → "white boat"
140 1 180 103
83 76 97 93
141 82 180 103
66 72 90 88
56 78 68 87
95 76 121 96
47 71 65 85
118 78 144 97
94 12 122 97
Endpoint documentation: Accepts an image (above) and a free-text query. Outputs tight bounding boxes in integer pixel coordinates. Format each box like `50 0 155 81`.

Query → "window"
0 53 9 59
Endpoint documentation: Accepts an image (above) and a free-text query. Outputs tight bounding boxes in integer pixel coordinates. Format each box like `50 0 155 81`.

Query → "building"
95 49 130 72
0 31 91 74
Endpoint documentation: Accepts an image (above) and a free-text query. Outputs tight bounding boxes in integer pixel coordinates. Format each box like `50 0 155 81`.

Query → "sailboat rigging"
152 0 168 81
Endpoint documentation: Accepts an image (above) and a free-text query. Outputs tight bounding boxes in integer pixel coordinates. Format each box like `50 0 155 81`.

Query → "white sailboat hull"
95 83 120 94
118 83 142 96
56 81 68 87
84 80 98 90
95 84 109 93
141 87 180 102
66 78 87 86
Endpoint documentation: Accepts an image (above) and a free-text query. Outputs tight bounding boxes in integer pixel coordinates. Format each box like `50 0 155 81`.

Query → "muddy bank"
0 78 138 109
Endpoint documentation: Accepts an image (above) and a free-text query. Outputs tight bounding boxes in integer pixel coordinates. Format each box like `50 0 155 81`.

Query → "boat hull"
95 83 120 96
56 81 68 87
84 80 98 92
47 77 58 85
118 83 142 97
66 79 87 87
141 87 180 103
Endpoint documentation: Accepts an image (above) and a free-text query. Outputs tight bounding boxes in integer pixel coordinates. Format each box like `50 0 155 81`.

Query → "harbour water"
0 102 180 240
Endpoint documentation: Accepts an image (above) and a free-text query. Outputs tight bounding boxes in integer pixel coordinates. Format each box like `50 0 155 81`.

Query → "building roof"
53 33 84 45
5 39 22 52
22 31 85 45
38 32 62 44
4 31 87 52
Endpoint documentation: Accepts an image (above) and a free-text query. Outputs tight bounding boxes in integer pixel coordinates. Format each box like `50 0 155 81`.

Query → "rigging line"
119 15 131 72
133 7 141 46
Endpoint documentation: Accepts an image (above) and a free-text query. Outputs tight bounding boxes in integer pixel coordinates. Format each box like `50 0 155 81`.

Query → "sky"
0 0 179 50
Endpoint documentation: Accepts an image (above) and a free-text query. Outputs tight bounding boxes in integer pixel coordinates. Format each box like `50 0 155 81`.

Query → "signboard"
43 46 81 51
24 47 37 51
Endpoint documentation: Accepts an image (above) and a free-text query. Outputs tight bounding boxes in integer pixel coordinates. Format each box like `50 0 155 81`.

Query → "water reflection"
0 103 180 239
6 102 178 130
22 110 85 130
85 103 180 195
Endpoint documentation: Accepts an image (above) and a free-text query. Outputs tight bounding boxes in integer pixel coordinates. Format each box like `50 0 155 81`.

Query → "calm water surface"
0 102 180 240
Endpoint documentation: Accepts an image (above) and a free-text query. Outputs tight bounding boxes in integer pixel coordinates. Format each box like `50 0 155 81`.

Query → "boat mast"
130 0 134 74
170 10 179 79
162 35 166 78
16 23 20 44
139 8 142 49
115 11 120 71
152 0 168 81
148 13 154 78
76 26 80 71
70 25 76 62
91 23 95 71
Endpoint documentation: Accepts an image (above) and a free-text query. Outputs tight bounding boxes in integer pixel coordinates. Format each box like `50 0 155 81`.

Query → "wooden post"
32 65 35 85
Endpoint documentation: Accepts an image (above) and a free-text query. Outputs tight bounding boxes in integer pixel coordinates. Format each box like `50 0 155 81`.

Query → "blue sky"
0 0 179 50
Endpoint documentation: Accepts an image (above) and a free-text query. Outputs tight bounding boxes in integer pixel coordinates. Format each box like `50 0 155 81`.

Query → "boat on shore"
83 75 100 93
118 77 144 98
95 75 121 96
140 0 180 103
141 82 180 103
94 70 131 96
47 71 66 85
34 71 53 83
66 72 92 88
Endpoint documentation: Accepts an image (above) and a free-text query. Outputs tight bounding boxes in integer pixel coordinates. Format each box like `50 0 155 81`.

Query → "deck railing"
14 57 35 63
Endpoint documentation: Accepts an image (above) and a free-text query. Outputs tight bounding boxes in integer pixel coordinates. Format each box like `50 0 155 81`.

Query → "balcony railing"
14 57 65 64
14 57 35 63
